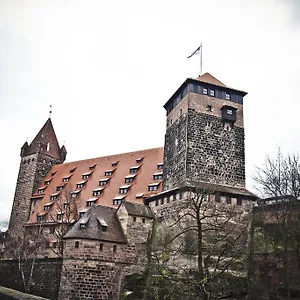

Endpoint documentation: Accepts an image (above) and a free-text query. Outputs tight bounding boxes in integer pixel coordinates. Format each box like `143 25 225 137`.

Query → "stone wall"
8 152 63 240
0 258 62 300
59 239 142 300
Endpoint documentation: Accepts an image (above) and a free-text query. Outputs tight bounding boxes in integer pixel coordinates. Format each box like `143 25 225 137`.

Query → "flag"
187 46 201 59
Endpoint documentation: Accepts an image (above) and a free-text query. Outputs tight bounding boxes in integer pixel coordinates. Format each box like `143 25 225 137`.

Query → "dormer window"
50 193 60 201
209 89 215 97
78 209 87 218
93 187 104 196
89 164 96 170
44 179 52 185
37 186 47 194
63 175 72 182
153 172 163 181
44 202 54 211
97 218 108 232
57 213 64 221
221 105 237 123
82 172 92 180
157 163 163 170
119 185 131 194
76 181 86 189
104 169 114 176
136 193 144 199
99 178 110 186
37 213 46 222
129 165 141 174
79 216 89 229
71 190 81 198
226 93 231 100
113 195 125 205
203 88 208 95
111 161 119 167
56 185 64 192
70 167 77 173
63 202 70 209
86 198 97 207
136 157 144 163
148 182 160 191
125 174 136 183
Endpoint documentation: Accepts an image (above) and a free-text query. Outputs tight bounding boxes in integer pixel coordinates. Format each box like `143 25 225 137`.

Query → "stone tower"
163 73 247 191
8 118 67 240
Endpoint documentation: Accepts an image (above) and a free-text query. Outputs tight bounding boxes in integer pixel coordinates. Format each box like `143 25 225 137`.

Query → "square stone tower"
162 73 247 191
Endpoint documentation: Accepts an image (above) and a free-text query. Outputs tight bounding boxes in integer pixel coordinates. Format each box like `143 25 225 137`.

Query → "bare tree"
140 187 250 300
251 150 300 299
44 189 79 257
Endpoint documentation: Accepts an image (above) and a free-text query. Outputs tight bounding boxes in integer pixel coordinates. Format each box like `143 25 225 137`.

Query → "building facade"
6 73 256 299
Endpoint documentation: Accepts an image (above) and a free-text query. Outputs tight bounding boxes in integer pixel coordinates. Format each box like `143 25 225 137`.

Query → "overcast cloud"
0 0 300 221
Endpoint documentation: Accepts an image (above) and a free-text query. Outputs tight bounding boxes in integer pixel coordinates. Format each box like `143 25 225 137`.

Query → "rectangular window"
155 199 159 206
80 223 86 229
129 168 139 173
148 185 158 191
82 175 90 179
77 183 84 189
52 242 57 248
63 178 69 182
113 199 122 205
226 196 231 205
100 243 103 251
227 109 233 115
56 186 63 191
153 174 163 180
93 190 102 196
89 164 96 170
203 88 208 95
101 225 107 232
105 171 113 176
226 93 231 100
57 214 63 220
167 196 170 203
120 188 129 194
237 198 242 206
210 90 215 97
50 195 58 201
79 212 85 218
113 245 117 253
63 202 69 209
142 218 146 224
38 189 44 194
99 180 108 186
44 205 51 211
161 198 164 205
75 241 79 248
45 180 51 185
157 163 163 170
86 201 96 207
125 177 134 183
133 216 137 223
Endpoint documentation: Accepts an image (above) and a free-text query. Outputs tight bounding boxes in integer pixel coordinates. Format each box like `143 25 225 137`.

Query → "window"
101 225 107 232
63 178 69 182
100 243 103 251
125 176 135 183
225 93 231 100
52 242 57 248
93 188 104 196
80 223 86 229
157 163 163 170
129 166 140 173
203 88 208 95
57 213 63 220
148 182 160 191
89 164 96 170
32 200 37 207
113 199 122 205
56 186 64 191
79 211 86 218
136 193 144 199
136 157 144 163
82 172 92 179
153 174 163 180
226 196 231 204
206 105 212 112
227 109 233 115
111 161 119 167
209 89 215 97
155 199 159 206
167 196 170 203
37 214 45 222
99 178 110 186
161 198 164 205
64 202 70 209
50 194 58 201
237 198 242 206
133 216 137 223
120 188 128 194
113 245 117 252
142 218 146 224
44 204 52 211
51 171 57 176
75 241 79 248
45 180 51 185
70 167 76 173
215 193 221 203
71 190 81 198
76 181 86 189
104 170 113 176
38 189 44 194
86 200 97 207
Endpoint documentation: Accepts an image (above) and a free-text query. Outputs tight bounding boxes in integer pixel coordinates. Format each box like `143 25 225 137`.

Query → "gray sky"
0 0 300 221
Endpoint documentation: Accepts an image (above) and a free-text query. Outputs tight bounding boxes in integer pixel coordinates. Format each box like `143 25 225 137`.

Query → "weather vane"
49 104 53 118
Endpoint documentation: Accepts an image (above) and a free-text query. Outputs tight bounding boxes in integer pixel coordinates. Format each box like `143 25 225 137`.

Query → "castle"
6 72 257 299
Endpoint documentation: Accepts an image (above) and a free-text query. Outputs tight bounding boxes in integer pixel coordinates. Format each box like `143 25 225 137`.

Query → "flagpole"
200 43 202 76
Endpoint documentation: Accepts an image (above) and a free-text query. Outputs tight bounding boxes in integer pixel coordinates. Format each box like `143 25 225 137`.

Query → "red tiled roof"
28 147 164 224
196 72 227 87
